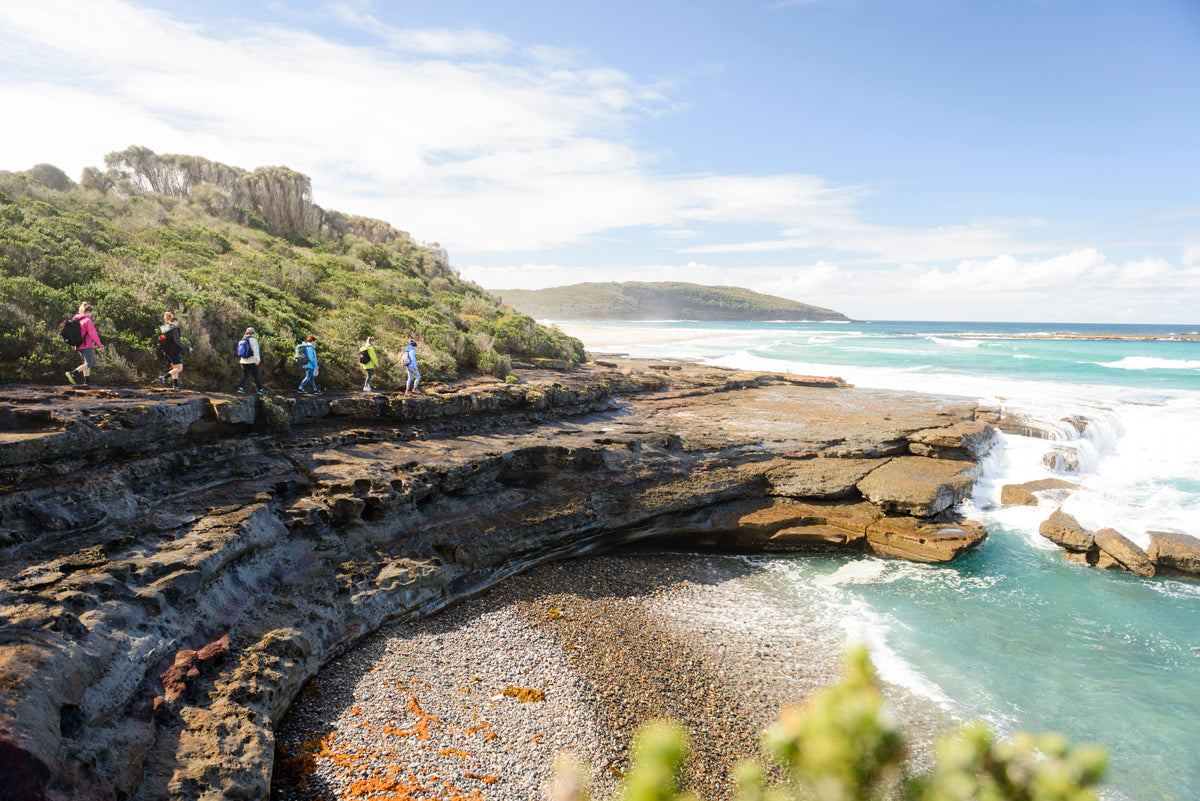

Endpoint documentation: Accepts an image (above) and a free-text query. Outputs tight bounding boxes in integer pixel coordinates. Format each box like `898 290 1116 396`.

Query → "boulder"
907 420 997 460
1038 508 1094 552
1000 478 1078 507
1093 528 1155 578
1042 447 1080 473
766 458 886 500
865 516 987 562
856 456 978 517
1146 530 1200 576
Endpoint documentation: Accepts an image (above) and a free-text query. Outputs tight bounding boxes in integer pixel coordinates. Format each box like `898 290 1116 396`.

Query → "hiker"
64 302 103 385
236 327 267 395
297 336 320 393
359 336 379 392
156 311 193 389
403 338 420 395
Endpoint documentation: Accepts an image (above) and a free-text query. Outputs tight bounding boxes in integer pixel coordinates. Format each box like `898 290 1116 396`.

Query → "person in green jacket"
359 336 379 392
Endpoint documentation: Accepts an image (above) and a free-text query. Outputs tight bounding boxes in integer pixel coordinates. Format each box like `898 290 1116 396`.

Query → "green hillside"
494 281 849 322
0 148 583 389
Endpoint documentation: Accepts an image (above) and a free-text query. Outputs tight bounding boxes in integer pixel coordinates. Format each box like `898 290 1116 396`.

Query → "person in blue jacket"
403 338 420 395
298 335 321 393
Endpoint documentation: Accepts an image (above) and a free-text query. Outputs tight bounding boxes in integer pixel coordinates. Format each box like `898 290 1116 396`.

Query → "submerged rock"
1000 478 1079 506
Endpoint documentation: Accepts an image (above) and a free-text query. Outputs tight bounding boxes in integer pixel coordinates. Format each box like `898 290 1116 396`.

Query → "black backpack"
60 318 83 347
358 349 371 365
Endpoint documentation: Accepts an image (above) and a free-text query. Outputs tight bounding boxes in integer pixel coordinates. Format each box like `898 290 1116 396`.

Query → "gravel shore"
272 551 953 801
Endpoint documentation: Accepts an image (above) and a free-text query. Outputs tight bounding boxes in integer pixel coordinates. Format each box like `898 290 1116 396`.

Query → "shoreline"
551 322 1200 348
272 552 956 800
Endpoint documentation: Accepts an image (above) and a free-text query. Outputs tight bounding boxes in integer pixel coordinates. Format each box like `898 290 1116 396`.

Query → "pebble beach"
271 551 953 800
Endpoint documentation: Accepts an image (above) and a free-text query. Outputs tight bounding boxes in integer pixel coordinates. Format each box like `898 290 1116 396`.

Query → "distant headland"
493 281 850 322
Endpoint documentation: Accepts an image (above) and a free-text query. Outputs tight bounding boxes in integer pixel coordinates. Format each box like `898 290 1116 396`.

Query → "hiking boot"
257 389 268 395
65 371 77 385
158 375 169 387
236 387 246 394
171 380 181 389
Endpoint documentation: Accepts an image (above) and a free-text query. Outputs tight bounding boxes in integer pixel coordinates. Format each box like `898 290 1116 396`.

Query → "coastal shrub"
554 647 1107 801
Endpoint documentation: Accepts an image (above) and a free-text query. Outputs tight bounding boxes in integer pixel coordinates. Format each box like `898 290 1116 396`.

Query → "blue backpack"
237 337 253 358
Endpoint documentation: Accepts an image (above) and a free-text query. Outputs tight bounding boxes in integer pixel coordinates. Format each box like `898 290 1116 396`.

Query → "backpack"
237 337 253 359
60 318 83 347
358 348 371 365
294 343 307 365
400 351 411 367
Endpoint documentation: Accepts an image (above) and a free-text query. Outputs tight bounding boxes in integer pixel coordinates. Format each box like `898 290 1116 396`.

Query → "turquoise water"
573 319 1200 801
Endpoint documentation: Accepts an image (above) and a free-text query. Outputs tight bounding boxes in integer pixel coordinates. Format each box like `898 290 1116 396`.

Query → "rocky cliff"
0 360 997 800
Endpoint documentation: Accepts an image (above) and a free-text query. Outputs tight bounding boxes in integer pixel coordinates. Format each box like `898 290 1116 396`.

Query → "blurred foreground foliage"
0 152 583 390
555 647 1106 801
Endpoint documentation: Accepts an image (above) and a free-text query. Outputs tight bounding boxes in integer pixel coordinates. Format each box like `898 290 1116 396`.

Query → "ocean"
570 319 1200 801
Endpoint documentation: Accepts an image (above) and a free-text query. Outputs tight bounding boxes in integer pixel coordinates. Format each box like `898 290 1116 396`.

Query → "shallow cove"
270 550 956 801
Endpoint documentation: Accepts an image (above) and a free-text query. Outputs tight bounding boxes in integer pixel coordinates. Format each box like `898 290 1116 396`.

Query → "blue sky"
2 0 1198 322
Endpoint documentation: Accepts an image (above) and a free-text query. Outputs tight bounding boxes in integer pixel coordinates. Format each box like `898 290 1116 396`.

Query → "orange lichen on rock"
380 694 442 740
437 747 472 760
464 773 501 784
350 706 363 715
501 686 545 702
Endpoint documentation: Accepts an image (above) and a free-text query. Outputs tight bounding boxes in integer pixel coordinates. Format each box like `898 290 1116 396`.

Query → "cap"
245 327 255 335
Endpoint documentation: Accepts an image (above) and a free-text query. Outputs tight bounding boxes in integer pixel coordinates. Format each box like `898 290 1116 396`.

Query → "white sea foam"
929 336 984 348
1098 356 1200 370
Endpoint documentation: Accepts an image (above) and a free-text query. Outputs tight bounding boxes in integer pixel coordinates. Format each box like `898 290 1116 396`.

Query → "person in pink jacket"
65 302 103 385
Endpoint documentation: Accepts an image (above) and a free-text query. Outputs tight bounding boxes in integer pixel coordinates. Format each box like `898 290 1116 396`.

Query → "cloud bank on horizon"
1 0 1198 323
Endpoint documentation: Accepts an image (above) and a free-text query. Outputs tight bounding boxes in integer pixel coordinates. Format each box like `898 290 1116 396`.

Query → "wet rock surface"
0 360 993 800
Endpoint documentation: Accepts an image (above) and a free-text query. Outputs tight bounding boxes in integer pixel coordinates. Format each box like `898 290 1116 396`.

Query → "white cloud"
0 0 1191 325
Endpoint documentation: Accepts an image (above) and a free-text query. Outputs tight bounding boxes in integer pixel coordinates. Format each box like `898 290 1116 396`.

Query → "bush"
553 647 1107 801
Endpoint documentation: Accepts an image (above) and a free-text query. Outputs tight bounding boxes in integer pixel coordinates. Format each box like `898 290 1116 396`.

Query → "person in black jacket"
157 311 193 389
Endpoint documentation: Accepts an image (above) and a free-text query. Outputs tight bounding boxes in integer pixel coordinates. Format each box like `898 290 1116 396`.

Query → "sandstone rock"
1038 508 1094 551
865 516 987 562
856 456 978 516
1146 530 1200 576
907 420 996 460
1042 447 1080 473
1093 528 1155 577
1000 478 1079 506
766 458 885 499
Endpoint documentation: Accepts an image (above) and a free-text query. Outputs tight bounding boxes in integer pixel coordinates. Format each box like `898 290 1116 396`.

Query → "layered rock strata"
0 360 996 800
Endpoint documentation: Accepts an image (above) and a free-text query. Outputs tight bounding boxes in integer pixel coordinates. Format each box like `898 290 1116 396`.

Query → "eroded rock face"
0 361 991 800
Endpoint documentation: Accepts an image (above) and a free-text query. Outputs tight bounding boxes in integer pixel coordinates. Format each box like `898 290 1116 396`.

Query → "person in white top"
235 327 267 394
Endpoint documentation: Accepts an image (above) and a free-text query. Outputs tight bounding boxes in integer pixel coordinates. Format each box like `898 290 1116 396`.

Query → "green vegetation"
0 149 583 389
496 282 849 322
559 648 1106 801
